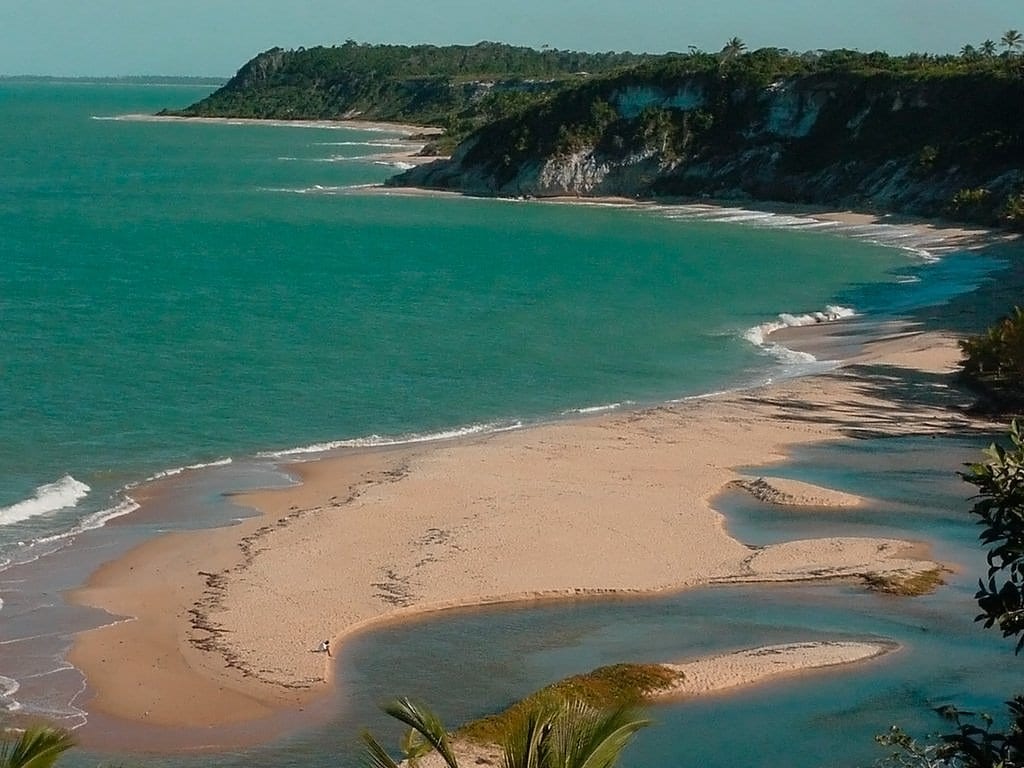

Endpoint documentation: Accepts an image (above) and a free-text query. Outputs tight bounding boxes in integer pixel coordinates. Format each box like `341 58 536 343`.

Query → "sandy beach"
110 113 443 136
412 639 897 768
66 210 1012 749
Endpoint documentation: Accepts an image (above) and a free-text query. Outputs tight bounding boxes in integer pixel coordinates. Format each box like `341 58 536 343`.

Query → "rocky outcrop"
229 48 287 91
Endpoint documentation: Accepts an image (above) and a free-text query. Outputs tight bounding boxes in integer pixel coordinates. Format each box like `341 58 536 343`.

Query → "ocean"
0 82 1011 766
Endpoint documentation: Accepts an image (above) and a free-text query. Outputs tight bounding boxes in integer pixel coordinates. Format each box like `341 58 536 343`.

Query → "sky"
2 0 1022 77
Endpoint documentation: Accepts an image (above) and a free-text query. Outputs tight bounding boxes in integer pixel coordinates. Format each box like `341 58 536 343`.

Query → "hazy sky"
3 0 1022 77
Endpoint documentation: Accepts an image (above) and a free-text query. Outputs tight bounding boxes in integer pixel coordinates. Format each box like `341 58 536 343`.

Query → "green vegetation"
441 48 1020 199
960 307 1024 413
168 37 1024 220
162 41 660 147
364 695 649 768
861 568 945 597
457 663 680 745
963 420 1024 651
168 39 1024 182
874 421 1024 766
0 726 74 768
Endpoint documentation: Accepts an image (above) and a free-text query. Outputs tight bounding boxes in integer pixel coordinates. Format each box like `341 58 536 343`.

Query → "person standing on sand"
317 639 331 657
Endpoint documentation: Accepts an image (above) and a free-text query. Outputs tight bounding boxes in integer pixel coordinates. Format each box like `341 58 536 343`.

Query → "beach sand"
413 639 896 768
66 212 1008 749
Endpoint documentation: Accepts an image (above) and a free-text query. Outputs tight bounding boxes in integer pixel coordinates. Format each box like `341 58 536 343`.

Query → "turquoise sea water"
0 82 1013 766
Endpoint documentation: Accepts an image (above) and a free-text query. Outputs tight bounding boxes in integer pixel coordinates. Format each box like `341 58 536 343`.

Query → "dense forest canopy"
168 38 1024 226
168 38 1024 126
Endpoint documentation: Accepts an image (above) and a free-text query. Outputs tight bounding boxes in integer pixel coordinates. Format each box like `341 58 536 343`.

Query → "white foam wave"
0 675 21 712
744 305 856 349
259 421 524 458
315 154 375 162
314 140 411 148
0 477 90 527
261 183 378 195
143 457 232 482
91 114 425 135
742 304 856 368
33 497 140 546
375 160 416 170
647 204 960 262
562 402 630 415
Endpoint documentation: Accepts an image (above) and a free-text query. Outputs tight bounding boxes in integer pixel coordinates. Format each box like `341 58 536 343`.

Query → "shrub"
948 187 996 222
960 307 1024 413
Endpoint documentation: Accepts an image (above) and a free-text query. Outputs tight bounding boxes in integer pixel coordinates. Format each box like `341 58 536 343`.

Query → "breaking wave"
0 477 90 527
258 420 525 458
143 457 233 482
745 305 857 348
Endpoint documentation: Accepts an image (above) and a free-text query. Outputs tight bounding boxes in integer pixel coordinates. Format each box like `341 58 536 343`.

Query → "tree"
963 419 1024 650
0 726 74 768
720 37 747 62
1001 30 1023 55
363 696 649 768
981 39 998 57
959 308 1024 413
875 422 1024 766
961 44 979 60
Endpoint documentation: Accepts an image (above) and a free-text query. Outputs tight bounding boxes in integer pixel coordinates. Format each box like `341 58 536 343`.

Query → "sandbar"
67 214 1005 750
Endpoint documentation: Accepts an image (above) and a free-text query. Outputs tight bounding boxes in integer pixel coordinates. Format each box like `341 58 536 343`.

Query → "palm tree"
720 36 747 61
0 726 74 768
364 696 649 768
981 39 998 57
1002 29 1022 55
960 44 978 59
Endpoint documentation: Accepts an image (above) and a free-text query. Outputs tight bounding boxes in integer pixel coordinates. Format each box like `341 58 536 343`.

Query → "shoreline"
107 112 444 137
67 327 994 749
61 201 1016 751
418 639 898 768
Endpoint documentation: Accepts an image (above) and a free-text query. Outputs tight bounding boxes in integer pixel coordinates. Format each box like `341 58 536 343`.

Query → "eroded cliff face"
410 136 670 198
390 72 1023 219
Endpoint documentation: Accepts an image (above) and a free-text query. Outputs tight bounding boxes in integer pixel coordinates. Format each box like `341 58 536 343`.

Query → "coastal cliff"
390 60 1024 223
169 42 1024 224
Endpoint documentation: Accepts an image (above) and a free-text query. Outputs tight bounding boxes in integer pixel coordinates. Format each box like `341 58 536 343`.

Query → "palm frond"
544 700 650 768
362 731 404 768
0 726 75 768
381 698 461 768
502 699 556 768
401 726 436 767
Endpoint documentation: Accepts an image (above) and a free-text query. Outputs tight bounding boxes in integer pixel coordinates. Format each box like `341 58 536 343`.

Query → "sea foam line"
141 457 233 483
744 305 857 364
32 497 140 546
0 476 90 527
0 675 21 712
261 183 378 195
258 420 525 458
561 401 632 416
313 140 411 148
90 114 424 135
648 205 956 262
376 160 416 170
